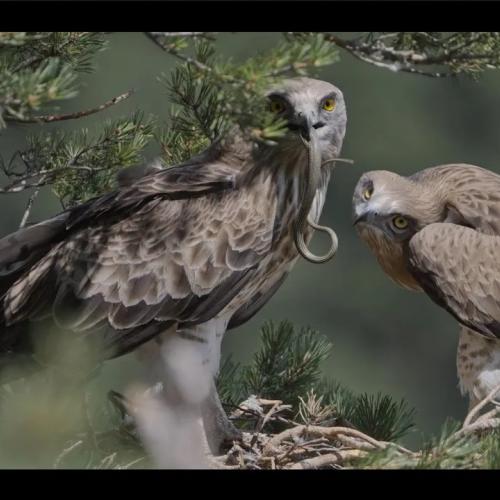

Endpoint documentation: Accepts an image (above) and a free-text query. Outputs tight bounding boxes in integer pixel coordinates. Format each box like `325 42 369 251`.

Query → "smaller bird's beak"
353 210 372 227
353 213 366 226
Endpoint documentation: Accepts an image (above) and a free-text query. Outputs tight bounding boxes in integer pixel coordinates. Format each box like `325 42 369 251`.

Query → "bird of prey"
0 77 347 450
353 163 500 409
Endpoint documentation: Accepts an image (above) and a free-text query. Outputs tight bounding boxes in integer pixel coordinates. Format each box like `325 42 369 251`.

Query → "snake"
293 130 346 264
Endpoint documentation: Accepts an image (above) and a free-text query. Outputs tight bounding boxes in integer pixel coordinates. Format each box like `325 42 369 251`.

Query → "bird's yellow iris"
363 187 373 200
392 216 409 229
323 98 336 111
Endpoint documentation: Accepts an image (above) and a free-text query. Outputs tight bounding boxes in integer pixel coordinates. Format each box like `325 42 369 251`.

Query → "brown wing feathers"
408 223 500 339
0 160 272 360
393 165 500 340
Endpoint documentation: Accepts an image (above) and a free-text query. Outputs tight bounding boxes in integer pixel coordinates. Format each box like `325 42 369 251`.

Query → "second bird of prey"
353 164 500 408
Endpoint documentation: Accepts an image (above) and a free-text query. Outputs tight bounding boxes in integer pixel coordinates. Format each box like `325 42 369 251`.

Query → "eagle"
353 164 500 410
0 77 347 451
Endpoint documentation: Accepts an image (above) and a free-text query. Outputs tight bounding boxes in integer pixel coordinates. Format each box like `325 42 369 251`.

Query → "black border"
1 0 500 481
1 1 500 31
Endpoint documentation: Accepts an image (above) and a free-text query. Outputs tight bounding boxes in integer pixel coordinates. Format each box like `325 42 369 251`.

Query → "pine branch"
0 112 155 206
18 185 42 228
6 89 134 124
144 32 219 72
0 32 109 128
6 32 108 74
348 393 415 442
292 32 500 78
0 58 79 127
240 321 332 408
155 33 339 155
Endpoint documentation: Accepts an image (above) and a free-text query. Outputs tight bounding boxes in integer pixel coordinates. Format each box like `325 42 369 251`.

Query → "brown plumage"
353 163 500 407
0 77 347 450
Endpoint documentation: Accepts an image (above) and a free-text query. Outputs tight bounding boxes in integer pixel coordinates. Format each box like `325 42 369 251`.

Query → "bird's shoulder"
409 162 500 187
65 155 245 232
411 163 500 235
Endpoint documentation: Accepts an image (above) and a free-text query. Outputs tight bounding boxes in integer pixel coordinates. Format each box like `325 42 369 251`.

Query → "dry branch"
287 449 366 470
6 90 134 124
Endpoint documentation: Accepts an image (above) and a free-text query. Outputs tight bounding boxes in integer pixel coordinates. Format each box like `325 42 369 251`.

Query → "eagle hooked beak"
353 210 375 227
288 112 315 141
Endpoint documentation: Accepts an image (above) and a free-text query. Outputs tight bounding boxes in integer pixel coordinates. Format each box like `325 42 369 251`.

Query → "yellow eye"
363 187 373 200
392 216 409 230
270 99 285 114
323 98 336 112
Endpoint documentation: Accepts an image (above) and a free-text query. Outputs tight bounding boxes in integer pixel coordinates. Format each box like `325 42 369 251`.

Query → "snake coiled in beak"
293 130 339 264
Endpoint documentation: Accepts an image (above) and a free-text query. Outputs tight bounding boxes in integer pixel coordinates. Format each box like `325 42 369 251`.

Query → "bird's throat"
357 225 422 291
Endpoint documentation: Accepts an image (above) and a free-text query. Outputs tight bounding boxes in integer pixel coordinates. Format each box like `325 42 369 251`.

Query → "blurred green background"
2 32 500 449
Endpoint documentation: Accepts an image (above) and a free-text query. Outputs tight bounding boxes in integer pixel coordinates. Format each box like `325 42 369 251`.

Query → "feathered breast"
357 225 422 292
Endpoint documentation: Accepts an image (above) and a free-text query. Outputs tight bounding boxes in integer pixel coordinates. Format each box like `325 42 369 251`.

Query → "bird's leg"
81 388 98 450
201 379 242 455
135 317 240 455
174 317 241 454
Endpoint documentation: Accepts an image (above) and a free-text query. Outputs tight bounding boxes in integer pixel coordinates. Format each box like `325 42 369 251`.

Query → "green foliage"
387 32 500 76
295 380 416 442
483 429 500 468
0 32 107 126
157 33 338 162
309 382 416 442
358 418 500 469
1 112 155 207
290 32 500 78
0 31 340 217
415 419 481 469
0 331 149 469
348 393 415 442
216 321 333 414
0 58 78 127
216 356 243 408
4 31 500 212
240 321 332 406
0 377 149 468
1 32 107 73
316 378 357 422
216 321 416 442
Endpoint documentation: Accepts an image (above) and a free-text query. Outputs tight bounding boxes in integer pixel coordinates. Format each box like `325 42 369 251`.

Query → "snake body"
293 131 339 264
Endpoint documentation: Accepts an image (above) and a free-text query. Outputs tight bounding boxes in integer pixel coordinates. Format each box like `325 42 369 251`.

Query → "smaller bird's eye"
270 99 285 114
323 98 336 112
363 186 373 201
392 216 409 230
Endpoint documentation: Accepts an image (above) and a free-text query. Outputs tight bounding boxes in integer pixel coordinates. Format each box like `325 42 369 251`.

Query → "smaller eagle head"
266 77 347 159
352 170 425 243
352 170 438 291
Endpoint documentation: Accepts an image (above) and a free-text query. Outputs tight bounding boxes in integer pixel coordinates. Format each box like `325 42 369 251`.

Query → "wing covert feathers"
0 164 277 358
408 223 500 339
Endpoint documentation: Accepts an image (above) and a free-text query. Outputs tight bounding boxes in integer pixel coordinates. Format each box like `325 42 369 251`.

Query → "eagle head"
352 170 442 291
